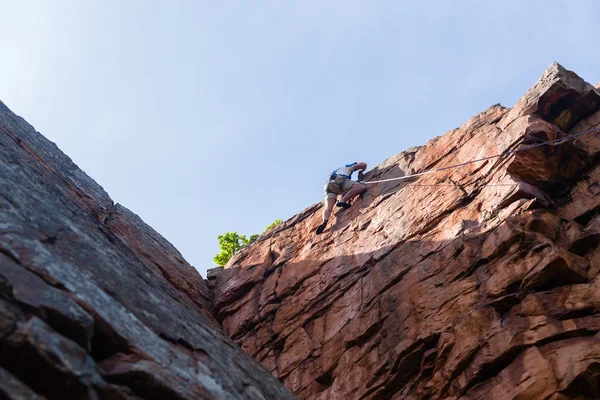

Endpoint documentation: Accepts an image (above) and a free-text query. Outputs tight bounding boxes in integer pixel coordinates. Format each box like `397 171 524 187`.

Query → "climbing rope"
362 126 600 185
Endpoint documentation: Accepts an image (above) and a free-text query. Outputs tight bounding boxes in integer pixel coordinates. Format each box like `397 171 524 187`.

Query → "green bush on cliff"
213 219 282 266
265 219 282 232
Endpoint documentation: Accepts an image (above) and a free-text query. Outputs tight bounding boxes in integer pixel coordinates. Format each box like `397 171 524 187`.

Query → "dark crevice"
40 235 57 245
452 245 465 258
265 296 283 307
97 225 119 246
270 337 285 376
262 262 281 281
541 181 573 200
0 248 20 266
417 347 438 381
379 345 425 399
0 248 70 294
90 320 132 364
0 334 94 400
439 345 480 396
18 301 92 352
458 344 526 396
558 361 600 398
556 306 597 321
520 259 588 293
345 322 383 350
536 326 599 347
452 257 488 282
503 279 524 296
432 340 455 377
568 233 600 257
158 332 197 354
102 369 185 400
489 115 504 124
490 278 596 319
0 261 91 350
0 276 15 303
529 242 551 254
486 292 525 315
460 328 600 396
314 368 333 386
377 333 441 398
574 205 600 226
541 90 579 125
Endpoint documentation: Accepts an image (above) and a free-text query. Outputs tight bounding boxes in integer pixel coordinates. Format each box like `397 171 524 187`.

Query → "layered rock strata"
0 102 294 399
209 63 600 399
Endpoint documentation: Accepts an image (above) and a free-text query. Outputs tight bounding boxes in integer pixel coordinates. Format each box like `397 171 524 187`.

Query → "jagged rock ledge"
208 63 600 399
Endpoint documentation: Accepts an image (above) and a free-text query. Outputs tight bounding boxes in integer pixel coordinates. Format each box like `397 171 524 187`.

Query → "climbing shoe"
316 221 327 234
336 201 351 209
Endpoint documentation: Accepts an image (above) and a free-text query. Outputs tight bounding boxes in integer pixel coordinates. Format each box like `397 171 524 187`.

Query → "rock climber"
316 162 368 234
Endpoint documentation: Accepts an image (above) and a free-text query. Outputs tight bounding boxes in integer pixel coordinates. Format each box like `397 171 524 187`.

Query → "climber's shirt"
330 163 357 180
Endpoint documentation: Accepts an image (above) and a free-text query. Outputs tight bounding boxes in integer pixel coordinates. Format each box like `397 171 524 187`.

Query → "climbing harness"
361 126 600 185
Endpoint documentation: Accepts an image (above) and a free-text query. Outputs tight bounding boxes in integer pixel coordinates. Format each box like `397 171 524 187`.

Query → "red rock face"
209 63 600 399
0 103 294 398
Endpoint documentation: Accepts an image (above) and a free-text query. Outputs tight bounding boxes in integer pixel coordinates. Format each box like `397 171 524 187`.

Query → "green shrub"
213 219 282 266
264 219 282 232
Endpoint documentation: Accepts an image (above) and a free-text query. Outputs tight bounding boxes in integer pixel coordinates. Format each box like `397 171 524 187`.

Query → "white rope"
362 126 600 185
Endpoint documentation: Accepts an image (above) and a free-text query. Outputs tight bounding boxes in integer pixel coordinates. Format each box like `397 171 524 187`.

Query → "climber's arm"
353 162 367 172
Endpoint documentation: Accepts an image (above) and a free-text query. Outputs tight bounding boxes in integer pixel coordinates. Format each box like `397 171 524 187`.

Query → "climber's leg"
339 182 367 204
322 197 337 223
317 197 337 234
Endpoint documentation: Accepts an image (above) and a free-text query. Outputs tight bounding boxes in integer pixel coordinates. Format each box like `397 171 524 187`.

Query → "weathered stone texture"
210 63 600 399
0 101 294 399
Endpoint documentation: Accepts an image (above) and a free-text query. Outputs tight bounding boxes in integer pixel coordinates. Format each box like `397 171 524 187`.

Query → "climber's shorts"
324 177 355 200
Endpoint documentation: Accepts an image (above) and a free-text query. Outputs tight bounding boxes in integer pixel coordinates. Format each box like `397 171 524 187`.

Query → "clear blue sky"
2 1 599 277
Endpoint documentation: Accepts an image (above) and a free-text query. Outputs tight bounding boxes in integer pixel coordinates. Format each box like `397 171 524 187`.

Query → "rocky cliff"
208 63 600 399
0 103 294 398
2 63 599 400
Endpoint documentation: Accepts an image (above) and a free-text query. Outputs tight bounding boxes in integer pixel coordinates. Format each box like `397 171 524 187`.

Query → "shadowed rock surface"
0 101 295 398
209 63 600 399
